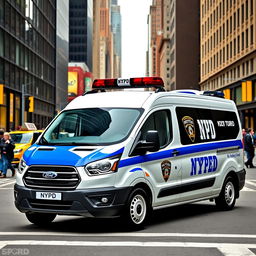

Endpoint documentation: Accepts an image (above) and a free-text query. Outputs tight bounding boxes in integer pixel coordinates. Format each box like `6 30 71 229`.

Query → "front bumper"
14 184 132 217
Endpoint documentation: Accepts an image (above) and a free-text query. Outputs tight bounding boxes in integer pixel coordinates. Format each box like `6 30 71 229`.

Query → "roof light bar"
92 77 164 89
203 91 225 98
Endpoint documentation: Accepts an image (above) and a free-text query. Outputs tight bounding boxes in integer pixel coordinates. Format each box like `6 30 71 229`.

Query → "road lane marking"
0 181 15 188
217 245 255 256
246 181 256 187
1 232 256 239
0 240 255 253
242 187 255 192
0 244 6 250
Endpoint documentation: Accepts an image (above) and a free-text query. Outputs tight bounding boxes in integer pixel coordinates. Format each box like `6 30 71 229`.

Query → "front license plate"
36 192 62 200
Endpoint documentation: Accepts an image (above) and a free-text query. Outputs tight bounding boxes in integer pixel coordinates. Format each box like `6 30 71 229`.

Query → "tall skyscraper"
69 0 93 71
200 0 256 128
148 0 200 91
0 0 63 130
111 1 122 77
56 0 69 113
93 0 120 79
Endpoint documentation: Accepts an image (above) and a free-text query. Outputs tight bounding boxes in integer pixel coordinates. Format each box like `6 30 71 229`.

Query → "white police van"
15 77 245 228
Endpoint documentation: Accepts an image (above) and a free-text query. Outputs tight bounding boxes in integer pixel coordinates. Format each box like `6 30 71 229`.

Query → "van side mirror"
131 130 160 156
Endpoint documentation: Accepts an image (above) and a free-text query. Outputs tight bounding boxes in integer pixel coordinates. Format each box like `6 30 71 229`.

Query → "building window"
234 12 236 29
250 59 254 73
226 20 229 36
246 29 249 48
241 4 244 23
237 8 240 27
234 38 236 55
245 0 248 20
238 35 240 52
230 42 232 58
242 32 244 50
251 25 254 45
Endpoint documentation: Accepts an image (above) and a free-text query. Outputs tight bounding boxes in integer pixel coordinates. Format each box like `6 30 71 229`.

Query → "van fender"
213 157 239 193
128 177 155 206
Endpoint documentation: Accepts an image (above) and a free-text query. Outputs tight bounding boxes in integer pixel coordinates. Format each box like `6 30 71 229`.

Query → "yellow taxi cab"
10 130 43 166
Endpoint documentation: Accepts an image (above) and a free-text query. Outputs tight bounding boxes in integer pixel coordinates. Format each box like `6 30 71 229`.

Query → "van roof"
65 90 234 111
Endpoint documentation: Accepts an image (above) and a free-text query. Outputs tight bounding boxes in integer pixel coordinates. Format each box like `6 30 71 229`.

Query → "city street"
0 168 256 256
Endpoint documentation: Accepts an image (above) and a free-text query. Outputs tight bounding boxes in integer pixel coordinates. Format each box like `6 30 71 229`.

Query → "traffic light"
0 84 4 105
28 96 34 112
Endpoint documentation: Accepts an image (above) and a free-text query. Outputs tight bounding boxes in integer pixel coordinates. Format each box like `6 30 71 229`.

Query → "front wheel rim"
130 194 147 225
224 181 235 206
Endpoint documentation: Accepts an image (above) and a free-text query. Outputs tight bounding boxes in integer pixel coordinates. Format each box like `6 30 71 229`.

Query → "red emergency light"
92 77 164 89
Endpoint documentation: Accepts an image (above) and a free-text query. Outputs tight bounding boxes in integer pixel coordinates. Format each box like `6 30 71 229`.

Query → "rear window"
176 107 240 145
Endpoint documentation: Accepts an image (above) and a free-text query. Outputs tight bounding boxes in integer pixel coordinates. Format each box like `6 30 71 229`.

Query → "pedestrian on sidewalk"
0 132 15 178
244 128 256 168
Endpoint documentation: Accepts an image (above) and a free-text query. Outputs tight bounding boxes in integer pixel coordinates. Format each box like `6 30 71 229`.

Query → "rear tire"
25 212 56 226
121 188 151 230
215 176 237 210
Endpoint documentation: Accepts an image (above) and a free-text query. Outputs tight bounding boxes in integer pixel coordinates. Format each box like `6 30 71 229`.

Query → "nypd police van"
14 77 245 228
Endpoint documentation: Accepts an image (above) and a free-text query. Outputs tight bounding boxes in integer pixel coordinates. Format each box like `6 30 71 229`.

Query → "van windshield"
40 108 142 146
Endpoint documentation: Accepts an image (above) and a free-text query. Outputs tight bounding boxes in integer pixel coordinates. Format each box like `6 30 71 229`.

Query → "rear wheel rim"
224 181 235 206
130 194 147 225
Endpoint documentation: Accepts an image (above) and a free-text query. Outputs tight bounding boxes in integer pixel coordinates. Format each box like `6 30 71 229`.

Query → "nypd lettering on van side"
197 120 216 140
190 155 218 176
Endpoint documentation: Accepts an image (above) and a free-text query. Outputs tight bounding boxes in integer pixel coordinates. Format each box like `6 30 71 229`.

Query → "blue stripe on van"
119 139 243 168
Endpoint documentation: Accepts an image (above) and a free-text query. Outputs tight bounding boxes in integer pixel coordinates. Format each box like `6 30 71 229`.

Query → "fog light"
101 197 108 203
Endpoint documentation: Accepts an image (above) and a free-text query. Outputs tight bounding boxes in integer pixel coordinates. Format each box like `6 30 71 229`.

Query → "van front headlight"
85 156 120 176
18 158 27 174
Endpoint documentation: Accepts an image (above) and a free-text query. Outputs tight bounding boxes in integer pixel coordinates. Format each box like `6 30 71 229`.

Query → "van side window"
176 107 239 145
139 110 172 148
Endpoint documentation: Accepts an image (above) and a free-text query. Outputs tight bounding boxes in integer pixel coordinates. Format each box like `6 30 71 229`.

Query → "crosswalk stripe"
0 181 15 188
0 240 256 252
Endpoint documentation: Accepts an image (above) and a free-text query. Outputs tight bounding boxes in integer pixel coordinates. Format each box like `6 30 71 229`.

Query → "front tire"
122 188 151 230
215 176 237 210
25 212 56 226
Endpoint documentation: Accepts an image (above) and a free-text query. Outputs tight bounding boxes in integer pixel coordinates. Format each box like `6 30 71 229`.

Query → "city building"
56 0 69 113
147 0 162 77
69 0 93 71
200 0 256 128
111 1 122 77
0 0 59 130
93 0 121 79
147 0 200 91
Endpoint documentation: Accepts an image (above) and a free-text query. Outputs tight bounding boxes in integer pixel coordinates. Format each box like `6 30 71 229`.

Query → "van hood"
23 144 124 167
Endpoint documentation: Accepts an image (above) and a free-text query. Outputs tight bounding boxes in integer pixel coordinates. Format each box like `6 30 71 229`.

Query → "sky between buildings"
119 0 152 78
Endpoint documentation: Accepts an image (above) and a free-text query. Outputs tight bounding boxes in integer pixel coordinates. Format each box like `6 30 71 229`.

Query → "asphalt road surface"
0 168 256 256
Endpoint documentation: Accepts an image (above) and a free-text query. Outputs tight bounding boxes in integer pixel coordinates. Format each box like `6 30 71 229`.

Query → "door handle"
172 149 179 156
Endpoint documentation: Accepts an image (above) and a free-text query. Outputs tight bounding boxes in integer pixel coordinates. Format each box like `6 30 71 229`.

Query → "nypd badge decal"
182 116 196 142
161 160 171 182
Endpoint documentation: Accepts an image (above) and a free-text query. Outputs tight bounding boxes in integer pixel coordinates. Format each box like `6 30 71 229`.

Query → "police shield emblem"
161 160 171 182
182 116 196 142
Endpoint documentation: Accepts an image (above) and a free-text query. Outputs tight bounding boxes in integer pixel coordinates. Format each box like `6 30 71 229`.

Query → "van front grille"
23 166 80 190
